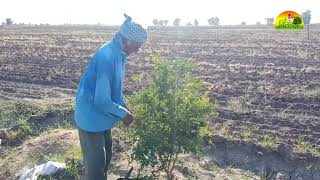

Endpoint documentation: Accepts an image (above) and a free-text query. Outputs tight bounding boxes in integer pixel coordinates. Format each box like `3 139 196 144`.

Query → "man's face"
123 39 143 55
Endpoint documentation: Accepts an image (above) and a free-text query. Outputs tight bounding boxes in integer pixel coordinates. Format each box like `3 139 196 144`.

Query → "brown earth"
0 25 319 179
0 25 319 146
0 128 258 180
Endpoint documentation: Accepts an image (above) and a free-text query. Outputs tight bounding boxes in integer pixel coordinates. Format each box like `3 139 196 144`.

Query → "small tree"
163 20 169 26
302 10 311 25
186 22 192 26
6 18 13 25
158 20 164 26
173 18 181 26
153 19 158 26
241 21 246 25
256 21 261 25
265 18 274 25
128 54 217 179
194 19 199 26
208 17 219 26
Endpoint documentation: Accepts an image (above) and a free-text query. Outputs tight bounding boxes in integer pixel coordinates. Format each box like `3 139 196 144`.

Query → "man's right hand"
123 112 133 127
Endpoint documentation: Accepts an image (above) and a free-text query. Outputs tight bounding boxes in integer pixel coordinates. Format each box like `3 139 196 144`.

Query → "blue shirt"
75 35 128 132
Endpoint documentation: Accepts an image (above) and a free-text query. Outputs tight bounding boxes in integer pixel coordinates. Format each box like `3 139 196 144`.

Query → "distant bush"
173 18 181 26
208 17 220 26
194 19 199 26
302 10 311 25
0 99 74 146
265 18 274 25
6 18 13 25
153 19 169 26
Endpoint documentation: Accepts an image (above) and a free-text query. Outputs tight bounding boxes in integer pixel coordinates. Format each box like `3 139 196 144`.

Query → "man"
74 14 147 180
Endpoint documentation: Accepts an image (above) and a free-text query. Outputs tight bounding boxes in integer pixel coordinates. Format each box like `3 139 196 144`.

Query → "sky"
1 0 319 26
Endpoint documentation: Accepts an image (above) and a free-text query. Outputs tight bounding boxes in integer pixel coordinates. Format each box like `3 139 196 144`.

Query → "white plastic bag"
16 161 66 180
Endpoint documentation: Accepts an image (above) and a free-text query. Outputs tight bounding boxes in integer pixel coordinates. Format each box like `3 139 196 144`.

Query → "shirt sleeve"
93 51 128 120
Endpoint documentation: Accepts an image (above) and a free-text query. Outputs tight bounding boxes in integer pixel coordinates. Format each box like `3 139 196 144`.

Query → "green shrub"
128 54 217 179
7 116 33 144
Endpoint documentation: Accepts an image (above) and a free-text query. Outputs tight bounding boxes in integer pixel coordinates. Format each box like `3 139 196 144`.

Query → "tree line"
1 10 312 27
152 10 312 26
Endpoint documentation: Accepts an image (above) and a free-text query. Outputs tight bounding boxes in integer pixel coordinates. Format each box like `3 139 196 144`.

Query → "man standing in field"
74 14 147 180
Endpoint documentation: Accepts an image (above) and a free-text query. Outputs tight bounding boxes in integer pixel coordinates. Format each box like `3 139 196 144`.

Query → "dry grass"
294 136 320 156
292 86 320 97
227 95 252 113
1 126 263 179
0 129 80 179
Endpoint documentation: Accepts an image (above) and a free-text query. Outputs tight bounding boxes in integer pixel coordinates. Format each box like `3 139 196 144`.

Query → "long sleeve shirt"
75 36 128 132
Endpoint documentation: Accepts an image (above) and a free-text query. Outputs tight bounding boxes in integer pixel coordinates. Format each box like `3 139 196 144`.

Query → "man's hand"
123 111 133 127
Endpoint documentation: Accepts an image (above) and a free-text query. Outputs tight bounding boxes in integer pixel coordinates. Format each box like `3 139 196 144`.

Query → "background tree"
302 10 311 25
241 21 246 25
158 20 164 26
256 21 261 25
163 20 169 26
265 18 274 25
128 54 217 179
153 19 158 26
186 22 192 26
194 19 199 26
173 18 181 26
208 17 219 26
6 18 13 25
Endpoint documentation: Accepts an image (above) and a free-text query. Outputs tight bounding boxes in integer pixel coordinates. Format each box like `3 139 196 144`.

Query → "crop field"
0 25 319 151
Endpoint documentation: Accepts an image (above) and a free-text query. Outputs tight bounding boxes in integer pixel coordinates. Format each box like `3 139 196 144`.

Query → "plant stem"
170 146 181 174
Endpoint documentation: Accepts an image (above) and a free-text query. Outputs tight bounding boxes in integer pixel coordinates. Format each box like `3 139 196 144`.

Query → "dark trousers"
78 128 112 180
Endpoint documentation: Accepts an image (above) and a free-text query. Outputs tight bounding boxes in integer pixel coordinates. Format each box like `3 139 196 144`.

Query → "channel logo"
274 11 304 30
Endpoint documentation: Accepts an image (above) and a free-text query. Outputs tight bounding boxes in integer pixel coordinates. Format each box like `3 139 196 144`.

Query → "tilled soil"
0 25 319 151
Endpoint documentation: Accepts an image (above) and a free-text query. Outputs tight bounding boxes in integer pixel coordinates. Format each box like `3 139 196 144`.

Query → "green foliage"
51 107 76 130
258 135 276 148
239 125 257 140
227 95 251 113
65 158 83 178
30 152 65 164
7 116 33 144
295 136 320 156
37 158 82 180
131 74 144 83
128 54 217 178
1 99 75 145
0 99 47 129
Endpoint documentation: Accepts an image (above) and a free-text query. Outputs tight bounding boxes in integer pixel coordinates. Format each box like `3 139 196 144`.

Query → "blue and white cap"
118 14 147 44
